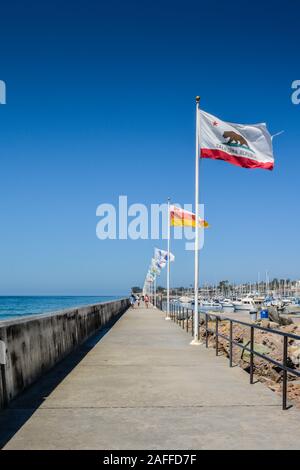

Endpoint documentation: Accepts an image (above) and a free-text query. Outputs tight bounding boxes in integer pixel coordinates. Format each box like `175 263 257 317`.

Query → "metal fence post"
205 314 208 348
215 317 219 356
229 320 233 367
250 326 254 384
282 336 288 410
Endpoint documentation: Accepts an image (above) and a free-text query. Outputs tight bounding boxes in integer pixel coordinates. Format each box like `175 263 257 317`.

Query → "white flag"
154 248 175 263
200 110 274 170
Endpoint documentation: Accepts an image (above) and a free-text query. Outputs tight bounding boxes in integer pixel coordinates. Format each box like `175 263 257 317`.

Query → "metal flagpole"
166 197 171 320
154 275 157 308
191 96 201 345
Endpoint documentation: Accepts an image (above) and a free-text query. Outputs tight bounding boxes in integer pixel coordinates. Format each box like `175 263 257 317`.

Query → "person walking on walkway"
130 294 136 308
144 294 149 308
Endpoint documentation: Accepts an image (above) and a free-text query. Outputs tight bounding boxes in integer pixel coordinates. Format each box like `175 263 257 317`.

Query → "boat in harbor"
232 294 262 311
191 298 213 307
178 296 193 304
198 299 222 309
221 298 235 308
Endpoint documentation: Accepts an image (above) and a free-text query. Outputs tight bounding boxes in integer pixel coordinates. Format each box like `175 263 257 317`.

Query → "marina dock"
1 305 300 450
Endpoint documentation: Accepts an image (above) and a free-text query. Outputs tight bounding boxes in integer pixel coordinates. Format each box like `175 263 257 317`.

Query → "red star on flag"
212 121 218 126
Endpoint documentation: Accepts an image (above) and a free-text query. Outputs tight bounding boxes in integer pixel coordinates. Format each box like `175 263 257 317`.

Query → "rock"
261 319 270 329
287 381 300 405
241 341 271 362
268 306 293 325
290 343 300 366
280 324 298 334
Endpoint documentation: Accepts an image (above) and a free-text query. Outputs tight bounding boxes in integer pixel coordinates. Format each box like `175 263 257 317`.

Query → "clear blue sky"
0 0 299 295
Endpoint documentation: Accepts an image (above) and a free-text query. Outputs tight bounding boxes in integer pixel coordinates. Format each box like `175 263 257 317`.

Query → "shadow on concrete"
0 310 126 449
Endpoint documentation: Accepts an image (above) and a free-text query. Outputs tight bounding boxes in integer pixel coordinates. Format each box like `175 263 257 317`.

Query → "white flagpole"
154 275 157 308
191 96 201 344
166 197 171 320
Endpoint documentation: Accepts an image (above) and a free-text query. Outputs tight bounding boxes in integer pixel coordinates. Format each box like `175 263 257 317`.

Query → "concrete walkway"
1 306 300 449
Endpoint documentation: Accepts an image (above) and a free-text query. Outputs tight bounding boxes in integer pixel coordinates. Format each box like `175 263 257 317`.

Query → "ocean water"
0 296 124 321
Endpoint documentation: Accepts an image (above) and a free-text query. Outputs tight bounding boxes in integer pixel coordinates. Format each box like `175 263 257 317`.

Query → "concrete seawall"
0 298 129 409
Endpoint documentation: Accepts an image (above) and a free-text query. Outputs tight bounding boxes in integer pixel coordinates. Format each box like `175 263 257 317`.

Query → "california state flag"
200 110 274 170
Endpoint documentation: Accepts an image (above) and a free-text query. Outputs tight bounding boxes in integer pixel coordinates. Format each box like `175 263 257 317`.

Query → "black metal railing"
168 303 300 410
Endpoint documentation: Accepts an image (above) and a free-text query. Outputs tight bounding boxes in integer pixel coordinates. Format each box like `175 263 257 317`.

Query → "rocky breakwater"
197 316 300 406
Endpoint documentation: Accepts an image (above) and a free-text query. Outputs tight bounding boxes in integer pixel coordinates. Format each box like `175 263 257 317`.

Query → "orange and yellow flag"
170 205 209 228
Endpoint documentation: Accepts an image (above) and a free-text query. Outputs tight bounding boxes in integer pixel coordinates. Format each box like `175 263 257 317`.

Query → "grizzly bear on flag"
223 130 249 148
